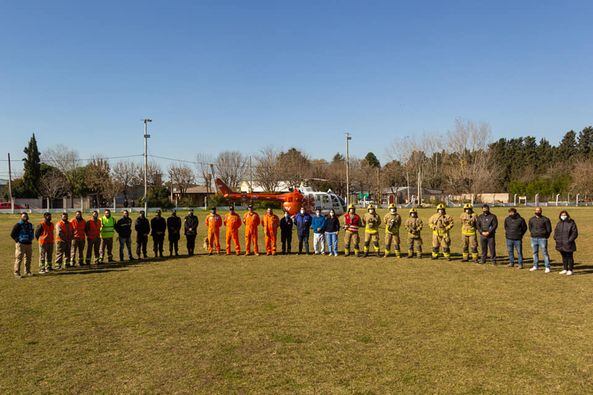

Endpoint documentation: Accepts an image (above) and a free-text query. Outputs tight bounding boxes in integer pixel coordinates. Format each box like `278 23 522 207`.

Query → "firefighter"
460 203 479 263
151 210 166 258
224 206 241 255
383 203 402 258
135 210 150 259
429 204 454 260
243 205 261 255
205 207 223 255
56 212 73 269
70 210 86 266
99 209 116 264
85 210 101 265
262 207 280 255
167 210 182 256
184 208 199 256
279 210 293 254
404 208 423 258
362 204 382 257
343 204 362 257
35 212 54 273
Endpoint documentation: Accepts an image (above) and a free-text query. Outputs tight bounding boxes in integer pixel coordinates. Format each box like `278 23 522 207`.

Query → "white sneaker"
544 268 551 273
529 266 538 272
566 270 573 276
559 270 567 275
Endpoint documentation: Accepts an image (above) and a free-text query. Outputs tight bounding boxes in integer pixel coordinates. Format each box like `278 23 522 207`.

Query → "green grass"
1 207 593 393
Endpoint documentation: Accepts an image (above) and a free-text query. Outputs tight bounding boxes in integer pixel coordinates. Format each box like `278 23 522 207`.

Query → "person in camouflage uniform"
383 203 402 258
362 205 382 257
404 208 423 258
429 204 454 260
460 203 479 263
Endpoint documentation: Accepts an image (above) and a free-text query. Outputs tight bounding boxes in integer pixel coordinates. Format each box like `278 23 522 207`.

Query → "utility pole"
209 163 215 192
345 132 352 205
8 153 14 213
406 171 410 203
249 155 254 192
143 118 152 213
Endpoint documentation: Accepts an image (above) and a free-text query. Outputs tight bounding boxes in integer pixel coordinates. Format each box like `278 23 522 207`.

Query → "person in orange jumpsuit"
243 204 261 255
262 207 280 255
224 206 242 255
205 207 223 255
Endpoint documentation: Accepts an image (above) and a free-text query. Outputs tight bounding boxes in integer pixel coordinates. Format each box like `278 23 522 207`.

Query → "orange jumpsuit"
262 213 280 255
205 213 223 253
224 212 242 255
243 212 261 255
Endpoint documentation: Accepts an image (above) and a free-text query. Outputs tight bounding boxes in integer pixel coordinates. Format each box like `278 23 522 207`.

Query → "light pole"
345 132 352 205
143 118 152 213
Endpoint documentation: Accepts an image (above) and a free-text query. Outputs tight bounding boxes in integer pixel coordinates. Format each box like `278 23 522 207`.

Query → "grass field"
2 206 593 393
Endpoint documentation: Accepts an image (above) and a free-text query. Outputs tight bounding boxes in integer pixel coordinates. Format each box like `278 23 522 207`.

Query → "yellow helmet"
463 203 473 210
367 204 375 210
409 207 418 214
388 203 396 210
348 204 356 210
436 203 445 211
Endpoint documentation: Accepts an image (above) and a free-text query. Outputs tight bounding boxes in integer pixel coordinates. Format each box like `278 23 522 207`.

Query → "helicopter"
214 178 346 216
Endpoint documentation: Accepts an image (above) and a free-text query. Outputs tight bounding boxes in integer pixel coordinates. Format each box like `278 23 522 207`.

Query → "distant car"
0 202 26 210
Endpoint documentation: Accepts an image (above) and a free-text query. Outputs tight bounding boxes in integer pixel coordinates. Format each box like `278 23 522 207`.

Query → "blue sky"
1 0 593 176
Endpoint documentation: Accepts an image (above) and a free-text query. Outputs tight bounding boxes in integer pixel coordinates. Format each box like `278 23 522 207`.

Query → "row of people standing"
10 204 579 277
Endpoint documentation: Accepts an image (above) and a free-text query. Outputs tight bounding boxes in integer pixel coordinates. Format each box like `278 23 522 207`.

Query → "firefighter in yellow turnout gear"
383 204 402 258
362 205 382 257
429 204 454 260
460 203 479 262
404 208 423 258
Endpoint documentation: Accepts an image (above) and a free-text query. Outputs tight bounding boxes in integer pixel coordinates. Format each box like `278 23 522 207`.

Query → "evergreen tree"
364 152 380 168
577 126 593 158
556 130 578 163
21 133 41 197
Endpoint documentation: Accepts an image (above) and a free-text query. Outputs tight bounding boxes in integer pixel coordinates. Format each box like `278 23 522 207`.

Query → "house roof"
184 185 214 194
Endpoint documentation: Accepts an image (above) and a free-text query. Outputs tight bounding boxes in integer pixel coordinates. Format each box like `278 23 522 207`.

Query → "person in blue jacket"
311 207 327 255
10 212 35 278
294 207 312 255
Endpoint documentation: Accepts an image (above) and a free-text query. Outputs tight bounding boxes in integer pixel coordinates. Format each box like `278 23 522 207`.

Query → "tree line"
5 120 593 207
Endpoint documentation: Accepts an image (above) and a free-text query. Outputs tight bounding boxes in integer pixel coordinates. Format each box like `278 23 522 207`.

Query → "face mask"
390 209 396 214
300 210 305 215
560 215 568 221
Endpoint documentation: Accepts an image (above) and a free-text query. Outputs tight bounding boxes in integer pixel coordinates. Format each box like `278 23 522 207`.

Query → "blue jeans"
506 239 523 266
531 237 550 269
326 232 338 255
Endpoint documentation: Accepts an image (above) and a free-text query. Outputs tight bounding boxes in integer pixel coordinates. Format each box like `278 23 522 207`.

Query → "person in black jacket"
184 208 199 256
554 210 578 276
151 210 167 258
325 209 341 256
279 211 294 254
135 210 150 259
167 210 182 256
504 208 527 268
476 204 498 264
528 207 552 273
115 210 135 262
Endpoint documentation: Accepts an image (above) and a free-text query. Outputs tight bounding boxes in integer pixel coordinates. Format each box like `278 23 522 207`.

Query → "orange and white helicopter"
215 178 346 216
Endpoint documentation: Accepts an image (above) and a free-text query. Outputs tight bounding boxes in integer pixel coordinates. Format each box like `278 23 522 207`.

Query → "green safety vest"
100 216 116 238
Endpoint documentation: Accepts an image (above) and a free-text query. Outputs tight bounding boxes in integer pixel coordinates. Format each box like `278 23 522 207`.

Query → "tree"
113 161 141 200
556 130 578 164
254 147 282 192
364 152 380 168
39 169 68 208
195 153 215 192
277 148 311 187
570 159 593 196
85 157 118 206
215 151 248 190
168 164 195 195
577 126 593 158
42 145 81 196
21 133 41 197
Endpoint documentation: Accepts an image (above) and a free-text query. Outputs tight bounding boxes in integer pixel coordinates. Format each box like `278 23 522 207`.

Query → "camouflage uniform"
383 212 402 258
404 217 423 258
429 212 454 259
460 211 479 262
362 211 382 256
